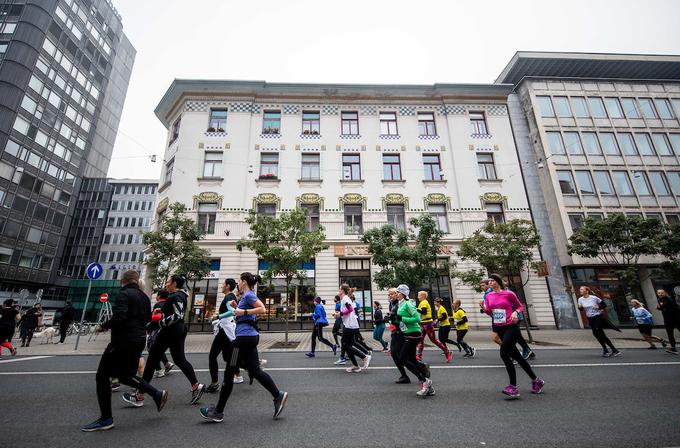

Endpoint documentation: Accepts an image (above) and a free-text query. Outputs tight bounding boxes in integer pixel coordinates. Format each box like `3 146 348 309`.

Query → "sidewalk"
10 328 664 356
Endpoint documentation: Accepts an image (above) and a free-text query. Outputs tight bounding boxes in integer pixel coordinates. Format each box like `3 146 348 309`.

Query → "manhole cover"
269 341 300 349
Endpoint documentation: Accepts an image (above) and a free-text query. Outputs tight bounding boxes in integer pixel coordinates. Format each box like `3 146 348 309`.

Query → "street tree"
361 214 449 298
237 208 327 344
143 202 210 291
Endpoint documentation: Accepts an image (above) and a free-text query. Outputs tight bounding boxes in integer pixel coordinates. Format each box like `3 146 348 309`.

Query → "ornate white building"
153 80 556 331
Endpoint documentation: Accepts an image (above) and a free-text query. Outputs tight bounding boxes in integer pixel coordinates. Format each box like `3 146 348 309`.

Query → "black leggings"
147 330 169 371
354 331 371 355
341 328 366 367
390 331 407 378
456 329 472 354
398 332 427 382
143 324 198 386
97 342 159 420
311 324 334 352
664 317 680 348
496 324 537 386
438 326 461 351
588 315 617 352
209 329 231 384
216 335 279 413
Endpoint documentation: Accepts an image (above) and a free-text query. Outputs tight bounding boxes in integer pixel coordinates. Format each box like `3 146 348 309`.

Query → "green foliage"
361 214 449 296
143 202 210 291
658 223 680 280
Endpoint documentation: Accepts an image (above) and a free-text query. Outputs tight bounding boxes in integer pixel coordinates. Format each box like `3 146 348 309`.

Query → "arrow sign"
86 262 104 280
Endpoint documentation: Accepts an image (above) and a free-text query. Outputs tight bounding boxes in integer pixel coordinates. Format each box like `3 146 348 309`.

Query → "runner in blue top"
200 272 288 422
631 299 667 349
306 297 336 357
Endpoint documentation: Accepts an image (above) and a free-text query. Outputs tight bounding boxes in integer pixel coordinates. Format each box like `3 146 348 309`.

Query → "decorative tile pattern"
421 147 440 152
204 132 228 137
487 105 508 115
184 101 209 112
379 134 401 140
300 134 322 139
399 106 417 116
445 105 466 115
471 133 493 139
340 134 361 139
229 102 252 113
322 105 338 115
260 133 282 139
250 104 262 114
382 147 400 153
360 105 377 116
418 135 440 140
283 104 299 115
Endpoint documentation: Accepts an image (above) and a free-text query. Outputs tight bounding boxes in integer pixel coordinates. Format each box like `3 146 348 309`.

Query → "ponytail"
240 272 262 289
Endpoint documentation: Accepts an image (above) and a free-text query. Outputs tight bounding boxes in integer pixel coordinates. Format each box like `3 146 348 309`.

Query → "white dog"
33 326 57 344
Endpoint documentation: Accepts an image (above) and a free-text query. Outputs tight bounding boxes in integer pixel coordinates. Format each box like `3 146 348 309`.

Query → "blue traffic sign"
86 262 104 280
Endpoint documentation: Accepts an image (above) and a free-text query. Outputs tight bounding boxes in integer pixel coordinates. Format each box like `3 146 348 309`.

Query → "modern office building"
0 0 135 305
498 52 680 328
152 80 558 331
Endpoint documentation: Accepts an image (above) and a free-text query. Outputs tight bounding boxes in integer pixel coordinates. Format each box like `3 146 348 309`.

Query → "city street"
1 348 679 447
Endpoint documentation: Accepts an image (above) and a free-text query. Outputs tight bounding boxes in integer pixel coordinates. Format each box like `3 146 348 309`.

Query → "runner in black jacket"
81 270 167 432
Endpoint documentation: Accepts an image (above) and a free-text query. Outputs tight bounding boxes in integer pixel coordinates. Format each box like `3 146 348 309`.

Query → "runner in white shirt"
577 286 620 358
335 284 369 372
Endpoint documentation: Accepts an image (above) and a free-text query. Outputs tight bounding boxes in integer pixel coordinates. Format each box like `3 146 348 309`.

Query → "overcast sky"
106 0 680 180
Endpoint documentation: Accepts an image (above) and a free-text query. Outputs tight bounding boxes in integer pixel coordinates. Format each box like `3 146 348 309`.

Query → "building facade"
498 52 680 328
153 80 557 330
0 0 135 305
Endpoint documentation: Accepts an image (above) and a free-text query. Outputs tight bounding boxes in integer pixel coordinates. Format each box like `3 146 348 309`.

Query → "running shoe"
332 344 338 356
190 383 205 405
602 351 611 358
521 349 532 360
164 362 174 375
362 354 372 369
154 369 166 378
81 418 114 432
205 383 220 393
345 366 362 373
110 379 121 391
610 350 621 358
154 390 168 412
395 376 411 384
416 379 433 397
233 375 245 384
502 385 520 400
334 357 347 365
415 354 422 362
259 359 268 367
445 351 452 363
528 350 536 359
426 386 436 396
469 347 476 358
10 347 17 356
661 340 668 348
200 405 224 423
422 363 431 379
273 391 288 419
122 392 144 407
666 348 679 355
305 352 315 358
462 353 470 358
530 378 545 394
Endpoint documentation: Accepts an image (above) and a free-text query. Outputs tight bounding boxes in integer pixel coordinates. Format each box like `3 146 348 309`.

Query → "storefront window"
570 267 635 326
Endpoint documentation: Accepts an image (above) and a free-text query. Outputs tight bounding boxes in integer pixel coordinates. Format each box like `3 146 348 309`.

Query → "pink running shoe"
531 378 545 394
502 385 520 399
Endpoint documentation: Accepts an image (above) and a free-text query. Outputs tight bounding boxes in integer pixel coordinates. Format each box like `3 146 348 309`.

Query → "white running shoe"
416 378 433 397
345 366 362 373
362 354 372 369
233 375 244 384
154 369 165 378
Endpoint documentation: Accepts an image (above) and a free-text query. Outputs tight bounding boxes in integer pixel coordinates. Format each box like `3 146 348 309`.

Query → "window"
170 116 181 143
103 234 111 244
588 97 607 118
302 111 320 134
257 203 276 219
617 133 638 155
423 154 442 181
428 204 448 233
652 134 673 156
654 99 674 119
632 171 652 196
164 158 174 184
536 96 554 117
379 112 398 135
197 203 217 234
259 153 279 178
301 153 320 180
263 110 281 134
638 98 657 119
469 112 488 135
341 111 359 135
588 213 604 221
672 99 680 119
582 132 601 155
599 133 620 155
202 152 223 178
563 132 583 155
574 171 595 195
570 97 589 118
387 205 406 231
667 214 680 225
553 97 572 118
208 109 227 131
0 247 11 264
649 171 670 196
486 203 505 224
557 171 576 194
342 154 361 180
569 214 585 231
546 132 565 155
668 172 680 195
382 154 401 180
477 153 497 180
301 204 319 231
612 171 634 196
634 134 655 156
621 98 641 119
344 205 363 234
604 98 624 118
418 112 437 136
670 134 680 156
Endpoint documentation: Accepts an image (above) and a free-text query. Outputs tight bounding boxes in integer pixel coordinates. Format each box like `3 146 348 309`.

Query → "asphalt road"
1 348 679 448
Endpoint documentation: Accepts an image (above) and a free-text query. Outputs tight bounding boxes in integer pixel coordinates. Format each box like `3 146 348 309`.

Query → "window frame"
259 152 279 178
587 97 607 118
469 111 488 135
486 203 505 224
379 112 398 136
302 110 320 134
202 151 223 178
427 203 449 233
300 153 321 180
556 170 577 195
208 109 227 131
477 153 497 180
382 154 402 181
262 110 281 134
553 97 572 118
170 116 181 143
423 154 442 181
342 154 361 180
301 203 320 232
386 204 406 231
536 96 554 117
344 204 363 234
341 111 359 135
418 112 437 136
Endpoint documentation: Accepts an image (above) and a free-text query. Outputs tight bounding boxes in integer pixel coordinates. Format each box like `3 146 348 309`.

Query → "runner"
206 278 238 393
199 272 288 422
656 289 680 355
630 299 667 349
81 271 167 432
416 291 451 363
387 288 410 383
451 299 476 358
127 274 204 407
394 284 434 397
351 291 372 356
0 299 20 357
577 286 621 358
433 298 461 354
306 296 336 357
148 289 174 378
336 284 369 373
479 274 544 400
332 295 347 365
372 301 388 351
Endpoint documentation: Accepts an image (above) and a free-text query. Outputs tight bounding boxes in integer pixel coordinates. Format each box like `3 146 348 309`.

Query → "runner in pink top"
480 274 544 399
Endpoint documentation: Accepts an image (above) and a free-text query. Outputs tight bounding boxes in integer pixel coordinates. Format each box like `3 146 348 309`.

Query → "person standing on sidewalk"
205 278 238 393
58 300 75 344
372 301 388 351
20 303 41 347
306 296 336 358
656 289 680 355
416 291 452 363
81 270 168 432
387 288 410 383
0 299 20 357
630 299 667 350
577 286 621 358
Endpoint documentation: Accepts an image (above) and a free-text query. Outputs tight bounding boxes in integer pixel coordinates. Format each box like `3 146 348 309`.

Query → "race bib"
399 321 407 332
636 317 646 325
492 309 506 324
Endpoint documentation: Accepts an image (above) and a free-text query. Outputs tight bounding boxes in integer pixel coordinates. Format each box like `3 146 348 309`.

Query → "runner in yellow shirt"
452 299 475 358
434 298 461 353
416 291 451 362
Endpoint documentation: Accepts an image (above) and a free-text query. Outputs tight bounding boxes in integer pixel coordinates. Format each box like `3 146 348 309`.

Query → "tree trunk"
284 278 290 344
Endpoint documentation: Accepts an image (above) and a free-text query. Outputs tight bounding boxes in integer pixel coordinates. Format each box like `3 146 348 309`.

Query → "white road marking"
1 361 679 375
0 356 52 364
